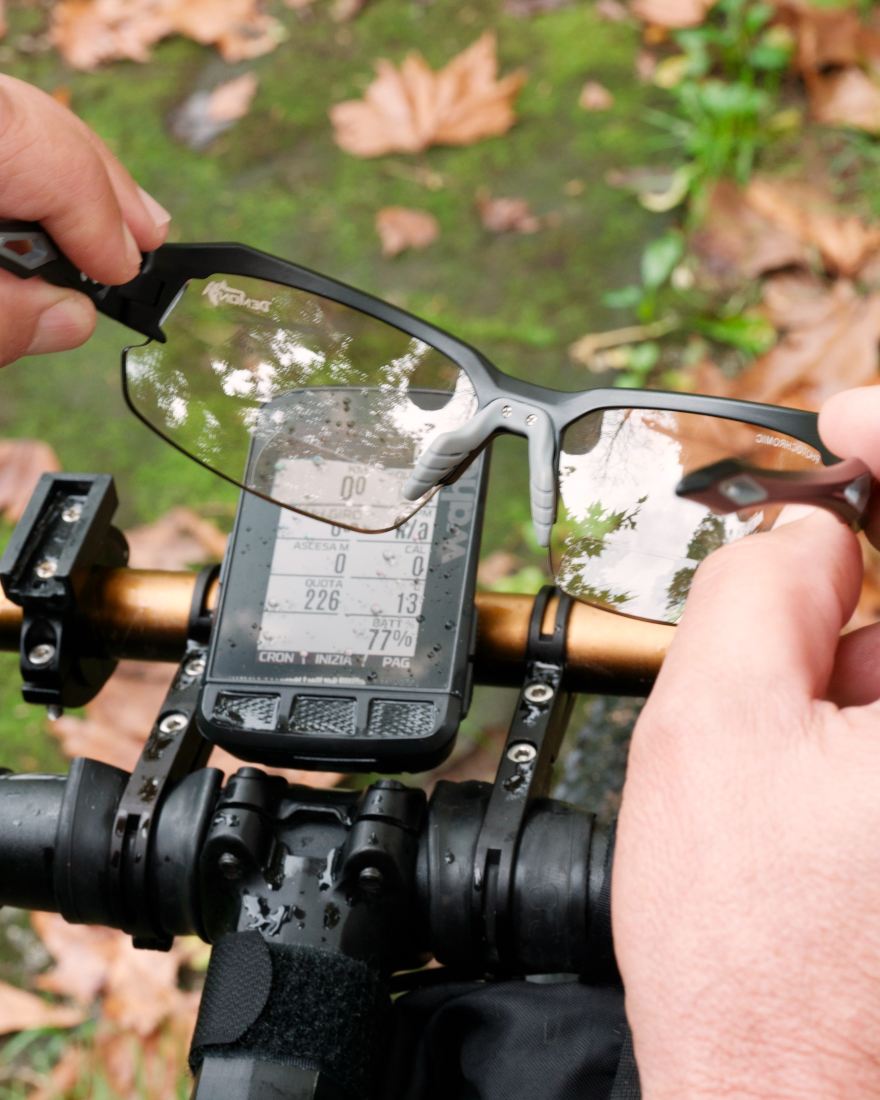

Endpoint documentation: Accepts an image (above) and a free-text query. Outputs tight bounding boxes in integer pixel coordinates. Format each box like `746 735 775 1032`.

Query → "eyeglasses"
0 222 863 626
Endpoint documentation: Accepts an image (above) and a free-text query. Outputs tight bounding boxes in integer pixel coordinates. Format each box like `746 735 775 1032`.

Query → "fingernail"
26 295 95 356
137 185 171 232
122 223 142 279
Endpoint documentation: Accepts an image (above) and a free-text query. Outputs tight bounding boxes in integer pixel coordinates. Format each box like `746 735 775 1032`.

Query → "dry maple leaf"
733 274 880 409
0 438 60 522
476 191 541 234
630 0 714 30
330 33 527 157
745 177 880 278
0 978 83 1034
170 0 284 61
375 207 440 256
579 80 614 111
810 68 880 134
691 180 809 284
50 0 284 70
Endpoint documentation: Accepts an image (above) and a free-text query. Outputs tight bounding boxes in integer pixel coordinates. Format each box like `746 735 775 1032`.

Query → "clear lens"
552 408 822 624
124 275 477 530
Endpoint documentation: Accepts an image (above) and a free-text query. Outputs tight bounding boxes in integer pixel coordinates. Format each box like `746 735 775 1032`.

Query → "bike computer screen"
199 452 487 772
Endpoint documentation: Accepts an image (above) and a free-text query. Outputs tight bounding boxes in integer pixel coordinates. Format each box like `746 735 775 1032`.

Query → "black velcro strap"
189 932 389 1098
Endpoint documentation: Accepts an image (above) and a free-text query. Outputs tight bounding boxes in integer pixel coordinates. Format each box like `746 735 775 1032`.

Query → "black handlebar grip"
190 932 389 1100
0 772 67 911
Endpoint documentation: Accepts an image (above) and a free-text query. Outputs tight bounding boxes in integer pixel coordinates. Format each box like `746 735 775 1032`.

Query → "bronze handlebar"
0 568 672 695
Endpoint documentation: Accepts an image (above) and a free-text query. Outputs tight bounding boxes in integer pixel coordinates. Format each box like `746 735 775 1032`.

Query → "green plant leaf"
693 312 776 355
602 285 643 309
640 233 684 290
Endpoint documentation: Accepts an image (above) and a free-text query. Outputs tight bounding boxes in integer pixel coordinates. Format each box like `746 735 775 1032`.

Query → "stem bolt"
523 681 554 705
507 741 537 764
184 656 206 678
158 712 188 735
358 866 384 892
217 852 245 881
34 559 57 580
27 643 56 667
61 505 82 523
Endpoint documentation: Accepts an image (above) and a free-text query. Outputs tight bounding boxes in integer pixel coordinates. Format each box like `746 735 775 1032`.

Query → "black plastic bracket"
107 640 214 949
472 585 575 971
0 473 128 710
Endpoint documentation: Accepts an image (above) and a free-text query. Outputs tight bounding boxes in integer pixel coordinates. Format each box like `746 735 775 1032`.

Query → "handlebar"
0 567 671 693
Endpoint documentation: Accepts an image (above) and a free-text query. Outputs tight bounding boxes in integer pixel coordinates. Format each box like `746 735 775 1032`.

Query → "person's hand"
0 75 170 367
613 384 880 1099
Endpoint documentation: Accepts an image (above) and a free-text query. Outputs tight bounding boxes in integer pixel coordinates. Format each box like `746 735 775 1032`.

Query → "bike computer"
198 446 488 773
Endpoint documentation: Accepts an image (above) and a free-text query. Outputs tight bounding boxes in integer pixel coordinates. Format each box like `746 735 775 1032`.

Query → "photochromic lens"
123 275 478 531
551 407 822 624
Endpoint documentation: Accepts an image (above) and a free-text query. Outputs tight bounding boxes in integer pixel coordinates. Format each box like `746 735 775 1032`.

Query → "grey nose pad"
402 398 558 547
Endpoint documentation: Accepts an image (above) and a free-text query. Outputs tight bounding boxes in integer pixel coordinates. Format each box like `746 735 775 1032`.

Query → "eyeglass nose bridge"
402 397 558 547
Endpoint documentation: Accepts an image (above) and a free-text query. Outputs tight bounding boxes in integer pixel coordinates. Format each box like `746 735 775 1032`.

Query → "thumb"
0 269 95 367
820 387 880 548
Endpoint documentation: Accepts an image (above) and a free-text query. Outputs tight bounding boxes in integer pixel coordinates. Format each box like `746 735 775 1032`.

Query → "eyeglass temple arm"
676 456 872 531
402 399 558 547
0 220 166 341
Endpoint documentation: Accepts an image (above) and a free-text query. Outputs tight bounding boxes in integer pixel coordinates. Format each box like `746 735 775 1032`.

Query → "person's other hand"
0 75 170 367
613 384 880 1099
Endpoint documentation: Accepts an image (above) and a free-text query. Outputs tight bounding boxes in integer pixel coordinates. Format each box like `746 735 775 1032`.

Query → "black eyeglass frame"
0 224 837 533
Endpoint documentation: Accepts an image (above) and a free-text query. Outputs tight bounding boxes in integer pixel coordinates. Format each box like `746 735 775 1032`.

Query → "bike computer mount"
198 451 488 773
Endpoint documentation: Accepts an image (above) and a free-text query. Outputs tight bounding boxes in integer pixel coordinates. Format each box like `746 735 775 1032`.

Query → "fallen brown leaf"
330 33 527 157
733 274 880 408
810 67 880 134
0 439 60 522
596 0 629 22
0 979 83 1034
50 0 284 70
634 49 658 82
170 72 260 149
171 0 284 61
745 176 880 278
476 191 541 234
124 506 227 569
691 180 809 284
0 1 6 40
27 913 199 1100
579 80 614 111
630 0 713 30
375 207 440 257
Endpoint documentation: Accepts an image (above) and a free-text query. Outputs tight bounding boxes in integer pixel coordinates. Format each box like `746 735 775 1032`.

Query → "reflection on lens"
552 408 822 624
124 275 477 530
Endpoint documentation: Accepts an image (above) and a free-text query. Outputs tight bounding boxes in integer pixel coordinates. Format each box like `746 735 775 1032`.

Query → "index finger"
0 76 143 285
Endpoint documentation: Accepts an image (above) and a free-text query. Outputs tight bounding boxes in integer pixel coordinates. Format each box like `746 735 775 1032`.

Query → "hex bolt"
217 852 245 881
61 504 82 523
158 712 188 735
184 656 206 678
523 681 554 705
358 866 384 892
34 559 57 580
27 643 56 667
507 741 537 764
